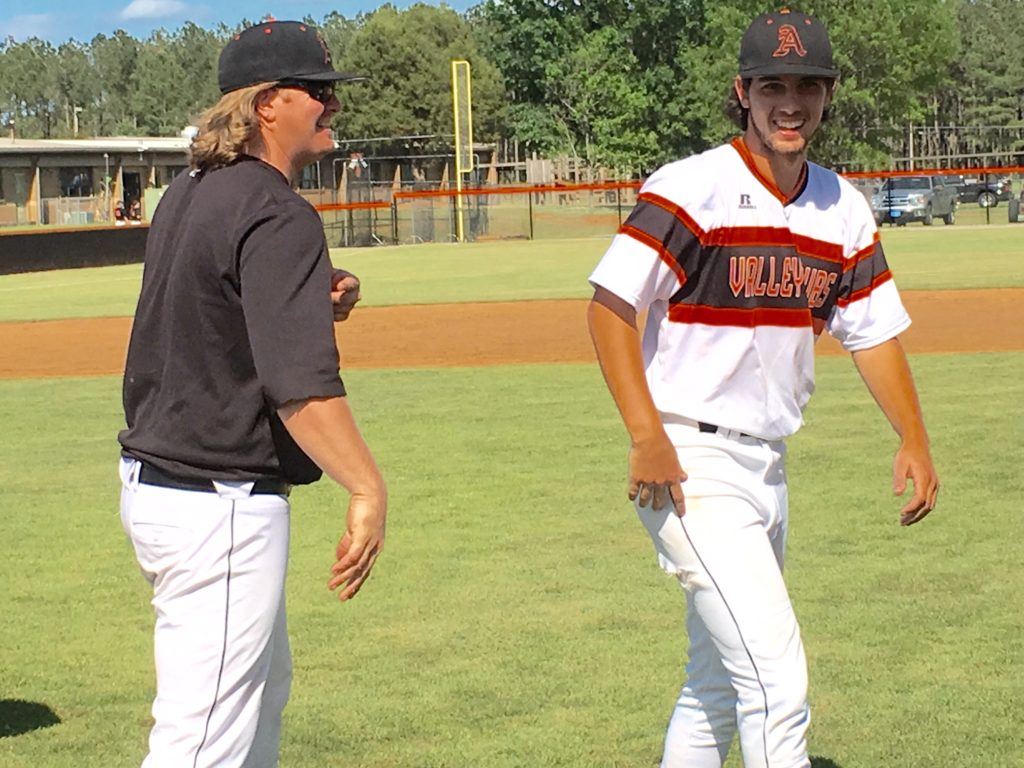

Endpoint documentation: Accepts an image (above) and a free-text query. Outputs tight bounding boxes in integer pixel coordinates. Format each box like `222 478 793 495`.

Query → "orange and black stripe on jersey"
619 191 893 335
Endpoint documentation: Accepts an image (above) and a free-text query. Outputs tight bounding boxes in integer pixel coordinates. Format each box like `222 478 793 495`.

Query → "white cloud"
120 0 189 20
0 14 58 40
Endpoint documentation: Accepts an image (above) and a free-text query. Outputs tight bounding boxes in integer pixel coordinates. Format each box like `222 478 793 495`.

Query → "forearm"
587 291 663 444
851 337 929 445
588 288 687 514
278 396 386 498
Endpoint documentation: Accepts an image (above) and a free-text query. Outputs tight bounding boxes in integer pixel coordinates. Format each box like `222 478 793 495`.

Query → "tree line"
1 0 1021 172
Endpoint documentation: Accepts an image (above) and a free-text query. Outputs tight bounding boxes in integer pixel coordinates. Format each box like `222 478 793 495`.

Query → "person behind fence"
116 19 385 768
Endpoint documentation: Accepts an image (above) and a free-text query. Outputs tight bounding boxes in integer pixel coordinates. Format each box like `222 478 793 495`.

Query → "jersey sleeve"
589 166 702 311
827 201 911 351
237 202 347 407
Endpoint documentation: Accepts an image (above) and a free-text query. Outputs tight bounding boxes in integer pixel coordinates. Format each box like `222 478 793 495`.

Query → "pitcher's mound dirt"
1 289 1021 380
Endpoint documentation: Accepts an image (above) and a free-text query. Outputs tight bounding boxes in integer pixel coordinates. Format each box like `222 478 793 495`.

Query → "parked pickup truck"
947 174 1014 208
871 176 958 226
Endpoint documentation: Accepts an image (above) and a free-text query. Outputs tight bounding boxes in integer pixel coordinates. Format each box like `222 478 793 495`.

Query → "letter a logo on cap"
773 25 807 57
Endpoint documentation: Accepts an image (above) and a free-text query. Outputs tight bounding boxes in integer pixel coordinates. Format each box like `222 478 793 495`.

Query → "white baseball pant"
119 457 292 768
636 420 810 768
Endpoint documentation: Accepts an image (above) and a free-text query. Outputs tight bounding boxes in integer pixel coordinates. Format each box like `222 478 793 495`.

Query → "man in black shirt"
118 20 386 768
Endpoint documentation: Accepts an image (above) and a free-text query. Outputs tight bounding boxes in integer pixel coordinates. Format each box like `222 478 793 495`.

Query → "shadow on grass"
0 699 61 738
811 758 843 768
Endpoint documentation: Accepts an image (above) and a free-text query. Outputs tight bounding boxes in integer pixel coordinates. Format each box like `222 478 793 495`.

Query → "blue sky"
1 1 475 43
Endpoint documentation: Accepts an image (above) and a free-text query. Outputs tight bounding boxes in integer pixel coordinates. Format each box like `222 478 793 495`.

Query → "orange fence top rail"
316 200 391 212
393 180 641 201
312 167 1024 214
842 165 1024 179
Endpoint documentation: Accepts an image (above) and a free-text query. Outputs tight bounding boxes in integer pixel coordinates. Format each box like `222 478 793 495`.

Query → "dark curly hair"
724 79 752 130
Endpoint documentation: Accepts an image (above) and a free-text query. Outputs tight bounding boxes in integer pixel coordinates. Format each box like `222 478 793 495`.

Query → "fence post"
451 193 458 242
528 187 534 240
985 172 991 225
616 186 622 225
391 199 399 244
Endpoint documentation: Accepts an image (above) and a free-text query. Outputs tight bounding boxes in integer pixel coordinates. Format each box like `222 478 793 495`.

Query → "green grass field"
1 229 1023 767
1 357 1022 767
1 225 1022 322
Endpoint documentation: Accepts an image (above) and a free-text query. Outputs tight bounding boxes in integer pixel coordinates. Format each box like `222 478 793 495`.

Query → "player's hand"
892 438 939 526
330 268 361 322
628 432 687 517
329 491 386 601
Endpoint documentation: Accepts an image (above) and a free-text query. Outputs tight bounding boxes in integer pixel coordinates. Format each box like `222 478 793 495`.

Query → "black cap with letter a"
739 8 840 79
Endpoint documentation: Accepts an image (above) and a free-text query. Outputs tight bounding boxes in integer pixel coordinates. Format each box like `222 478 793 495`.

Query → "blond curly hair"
188 82 276 172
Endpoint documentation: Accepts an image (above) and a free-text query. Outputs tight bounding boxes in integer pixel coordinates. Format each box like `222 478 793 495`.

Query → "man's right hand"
587 290 687 518
628 432 687 517
329 491 387 602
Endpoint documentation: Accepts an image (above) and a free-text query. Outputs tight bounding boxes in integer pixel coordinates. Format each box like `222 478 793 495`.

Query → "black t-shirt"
119 157 346 484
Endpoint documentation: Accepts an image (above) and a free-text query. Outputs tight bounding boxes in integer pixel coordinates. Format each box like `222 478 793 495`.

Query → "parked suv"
948 174 1013 207
871 176 958 226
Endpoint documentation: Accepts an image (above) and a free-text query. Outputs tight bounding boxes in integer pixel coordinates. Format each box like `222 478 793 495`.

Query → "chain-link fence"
319 201 392 247
316 181 642 246
317 169 1024 249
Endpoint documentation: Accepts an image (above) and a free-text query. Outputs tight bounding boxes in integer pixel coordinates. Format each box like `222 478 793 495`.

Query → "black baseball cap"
738 9 839 79
218 20 367 94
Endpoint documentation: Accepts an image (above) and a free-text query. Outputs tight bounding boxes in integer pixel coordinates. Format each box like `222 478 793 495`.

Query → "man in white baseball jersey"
588 9 939 768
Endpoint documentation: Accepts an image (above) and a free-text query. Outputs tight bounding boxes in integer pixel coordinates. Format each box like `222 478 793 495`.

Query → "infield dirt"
1 289 1022 380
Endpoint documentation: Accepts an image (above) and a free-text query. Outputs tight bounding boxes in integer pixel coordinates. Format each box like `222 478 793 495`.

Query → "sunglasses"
275 80 336 105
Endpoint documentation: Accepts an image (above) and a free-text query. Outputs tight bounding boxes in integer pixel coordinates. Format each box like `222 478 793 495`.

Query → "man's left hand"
331 268 361 322
893 439 939 526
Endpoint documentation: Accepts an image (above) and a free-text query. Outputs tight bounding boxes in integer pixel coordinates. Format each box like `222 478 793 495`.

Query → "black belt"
138 462 291 496
698 421 753 439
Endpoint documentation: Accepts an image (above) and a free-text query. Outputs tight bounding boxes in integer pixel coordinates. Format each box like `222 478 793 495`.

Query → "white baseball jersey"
590 137 911 440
